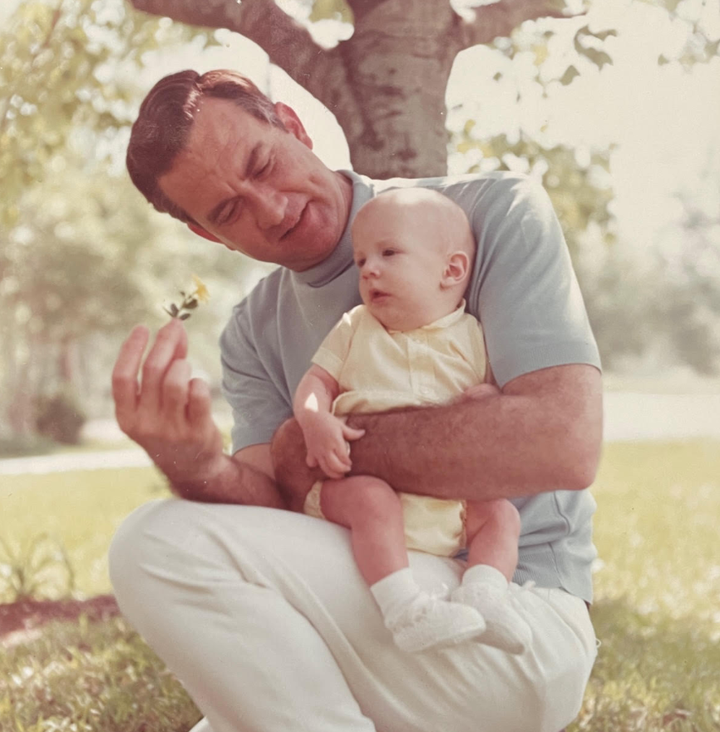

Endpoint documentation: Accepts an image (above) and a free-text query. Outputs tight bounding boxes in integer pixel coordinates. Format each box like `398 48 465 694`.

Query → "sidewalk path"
2 393 719 476
0 449 151 476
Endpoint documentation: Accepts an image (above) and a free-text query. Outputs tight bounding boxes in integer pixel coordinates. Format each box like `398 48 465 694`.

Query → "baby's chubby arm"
293 364 365 480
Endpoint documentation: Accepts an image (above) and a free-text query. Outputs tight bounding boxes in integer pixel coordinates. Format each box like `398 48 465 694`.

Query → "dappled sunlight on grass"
1 440 719 730
568 440 720 731
1 467 168 598
0 615 201 732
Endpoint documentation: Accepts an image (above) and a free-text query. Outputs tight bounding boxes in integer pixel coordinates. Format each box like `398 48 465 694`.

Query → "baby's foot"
451 582 531 654
385 592 486 653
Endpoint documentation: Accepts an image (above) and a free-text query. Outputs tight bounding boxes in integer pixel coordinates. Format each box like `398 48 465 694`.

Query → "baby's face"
352 202 449 331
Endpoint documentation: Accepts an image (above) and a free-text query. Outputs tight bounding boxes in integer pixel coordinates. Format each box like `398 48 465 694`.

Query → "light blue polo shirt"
220 170 601 603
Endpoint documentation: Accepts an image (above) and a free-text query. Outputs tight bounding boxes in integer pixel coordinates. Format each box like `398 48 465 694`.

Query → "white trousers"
109 499 597 732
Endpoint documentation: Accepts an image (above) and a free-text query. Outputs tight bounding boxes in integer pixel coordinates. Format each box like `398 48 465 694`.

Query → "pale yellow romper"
303 301 488 557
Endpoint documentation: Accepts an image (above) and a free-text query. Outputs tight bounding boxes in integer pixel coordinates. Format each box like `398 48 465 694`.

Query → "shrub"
0 534 76 603
35 389 87 445
0 435 56 458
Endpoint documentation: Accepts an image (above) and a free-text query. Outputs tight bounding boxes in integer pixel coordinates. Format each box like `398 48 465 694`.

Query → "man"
110 69 602 732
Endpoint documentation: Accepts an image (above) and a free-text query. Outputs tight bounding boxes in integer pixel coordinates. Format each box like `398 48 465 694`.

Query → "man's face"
158 98 352 272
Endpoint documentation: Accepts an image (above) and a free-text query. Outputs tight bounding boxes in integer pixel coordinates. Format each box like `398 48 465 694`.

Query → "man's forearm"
346 365 603 501
170 453 287 509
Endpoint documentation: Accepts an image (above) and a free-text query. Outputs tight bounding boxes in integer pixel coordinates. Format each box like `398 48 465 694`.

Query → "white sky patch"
448 1 720 256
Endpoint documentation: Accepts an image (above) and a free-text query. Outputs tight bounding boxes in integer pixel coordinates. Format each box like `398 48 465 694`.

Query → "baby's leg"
320 475 408 585
319 476 485 652
465 498 521 580
451 499 531 654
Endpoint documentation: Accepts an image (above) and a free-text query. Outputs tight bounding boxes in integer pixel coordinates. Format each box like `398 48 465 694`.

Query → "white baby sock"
370 568 422 619
462 563 509 591
371 568 486 653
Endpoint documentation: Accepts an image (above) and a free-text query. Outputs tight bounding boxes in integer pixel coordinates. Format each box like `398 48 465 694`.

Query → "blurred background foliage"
0 0 267 448
0 0 718 452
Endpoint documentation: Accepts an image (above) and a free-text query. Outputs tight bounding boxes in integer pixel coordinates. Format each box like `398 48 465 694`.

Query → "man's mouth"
281 204 307 241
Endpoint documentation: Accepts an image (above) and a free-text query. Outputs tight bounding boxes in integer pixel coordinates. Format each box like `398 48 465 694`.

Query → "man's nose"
252 188 287 230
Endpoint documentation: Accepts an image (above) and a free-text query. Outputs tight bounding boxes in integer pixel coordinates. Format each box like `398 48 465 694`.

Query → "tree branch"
128 0 364 155
128 0 331 100
456 0 581 50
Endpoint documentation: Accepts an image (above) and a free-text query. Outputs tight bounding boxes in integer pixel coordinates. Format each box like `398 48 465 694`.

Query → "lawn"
2 440 719 731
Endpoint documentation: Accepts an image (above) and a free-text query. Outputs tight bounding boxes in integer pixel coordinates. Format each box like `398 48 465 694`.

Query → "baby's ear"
442 251 470 288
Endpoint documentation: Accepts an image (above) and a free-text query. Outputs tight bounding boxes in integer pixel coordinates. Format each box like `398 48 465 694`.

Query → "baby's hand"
302 414 365 480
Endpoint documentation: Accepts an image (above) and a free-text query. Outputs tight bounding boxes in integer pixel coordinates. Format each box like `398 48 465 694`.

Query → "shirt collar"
388 300 468 334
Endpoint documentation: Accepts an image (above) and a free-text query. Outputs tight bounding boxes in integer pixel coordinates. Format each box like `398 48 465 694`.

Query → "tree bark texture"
128 0 571 178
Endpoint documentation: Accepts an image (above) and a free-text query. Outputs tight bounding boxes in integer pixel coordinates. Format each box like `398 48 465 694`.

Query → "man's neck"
335 170 354 230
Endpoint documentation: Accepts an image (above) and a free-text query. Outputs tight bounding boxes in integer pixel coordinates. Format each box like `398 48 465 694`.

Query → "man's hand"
112 319 225 486
301 413 364 479
271 418 326 512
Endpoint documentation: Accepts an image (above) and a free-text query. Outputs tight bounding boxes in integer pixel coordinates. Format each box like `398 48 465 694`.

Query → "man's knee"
108 499 175 605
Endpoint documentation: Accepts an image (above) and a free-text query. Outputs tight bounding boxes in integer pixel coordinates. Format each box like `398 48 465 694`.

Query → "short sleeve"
463 175 601 387
220 302 293 454
311 306 363 380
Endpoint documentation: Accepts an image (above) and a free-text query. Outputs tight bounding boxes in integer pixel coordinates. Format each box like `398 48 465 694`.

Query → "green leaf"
309 0 353 24
560 65 580 85
580 47 613 69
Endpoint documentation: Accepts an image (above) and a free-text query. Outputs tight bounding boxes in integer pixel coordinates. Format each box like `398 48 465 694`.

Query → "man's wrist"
165 452 228 499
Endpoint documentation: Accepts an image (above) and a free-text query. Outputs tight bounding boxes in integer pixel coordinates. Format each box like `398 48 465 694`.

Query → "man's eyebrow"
206 143 263 225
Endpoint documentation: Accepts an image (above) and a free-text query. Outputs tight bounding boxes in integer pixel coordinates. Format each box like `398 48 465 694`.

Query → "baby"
293 188 531 654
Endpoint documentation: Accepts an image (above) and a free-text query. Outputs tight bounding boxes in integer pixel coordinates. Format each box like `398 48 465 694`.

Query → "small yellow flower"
164 275 211 321
192 274 210 304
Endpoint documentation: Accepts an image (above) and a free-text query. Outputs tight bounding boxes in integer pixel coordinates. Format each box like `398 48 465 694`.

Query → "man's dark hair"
126 69 284 224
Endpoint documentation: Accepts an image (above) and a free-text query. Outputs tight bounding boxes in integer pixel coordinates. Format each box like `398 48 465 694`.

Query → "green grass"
1 467 168 598
572 440 720 732
2 441 720 731
0 615 201 732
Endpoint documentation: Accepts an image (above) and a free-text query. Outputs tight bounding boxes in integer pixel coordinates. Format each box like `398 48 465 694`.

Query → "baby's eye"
382 249 396 257
355 258 365 268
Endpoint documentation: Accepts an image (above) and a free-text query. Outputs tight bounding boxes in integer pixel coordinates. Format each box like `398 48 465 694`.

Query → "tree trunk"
6 335 39 438
127 0 572 179
336 3 462 178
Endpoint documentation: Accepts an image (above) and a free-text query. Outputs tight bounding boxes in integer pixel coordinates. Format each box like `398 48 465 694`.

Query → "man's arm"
347 363 602 500
273 363 602 505
112 320 286 508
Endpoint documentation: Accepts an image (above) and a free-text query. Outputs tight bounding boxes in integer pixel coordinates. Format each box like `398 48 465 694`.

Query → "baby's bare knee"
467 498 521 538
345 476 400 524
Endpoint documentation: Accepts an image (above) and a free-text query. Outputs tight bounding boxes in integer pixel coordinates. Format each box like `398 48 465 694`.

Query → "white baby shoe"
451 581 532 655
385 592 487 653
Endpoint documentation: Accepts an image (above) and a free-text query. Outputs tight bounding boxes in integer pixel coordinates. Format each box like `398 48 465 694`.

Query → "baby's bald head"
352 187 475 265
351 188 476 330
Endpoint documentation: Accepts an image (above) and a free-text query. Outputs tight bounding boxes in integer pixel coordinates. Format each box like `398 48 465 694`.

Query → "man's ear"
274 102 313 149
441 251 470 288
188 222 222 244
